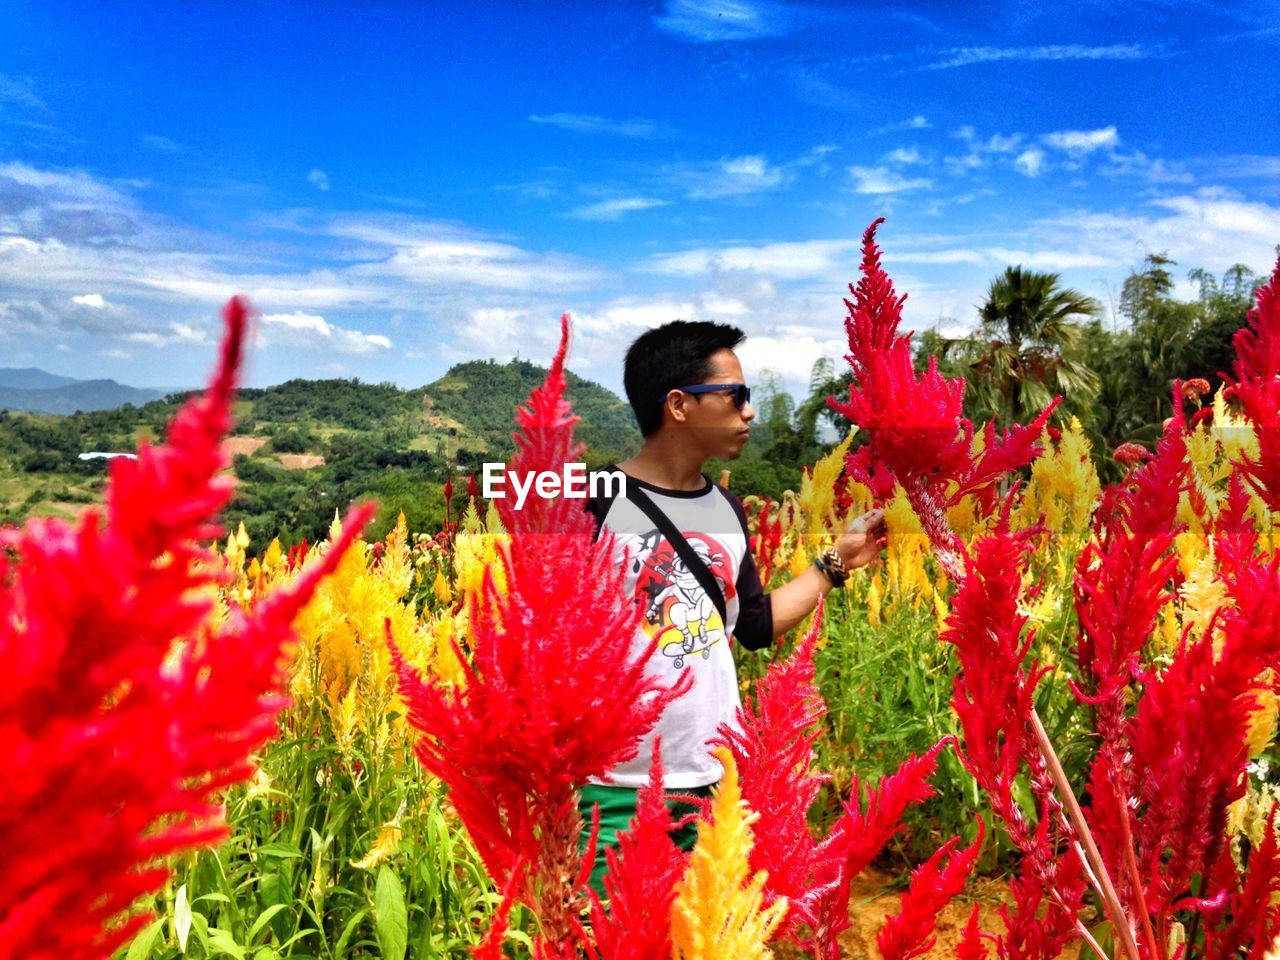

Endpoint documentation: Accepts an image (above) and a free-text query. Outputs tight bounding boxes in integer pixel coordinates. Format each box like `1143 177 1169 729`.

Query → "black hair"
623 320 746 437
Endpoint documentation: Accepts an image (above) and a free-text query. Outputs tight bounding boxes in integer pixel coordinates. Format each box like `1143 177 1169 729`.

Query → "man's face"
677 348 756 460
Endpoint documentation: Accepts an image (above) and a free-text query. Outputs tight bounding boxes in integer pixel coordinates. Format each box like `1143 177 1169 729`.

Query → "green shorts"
577 782 715 899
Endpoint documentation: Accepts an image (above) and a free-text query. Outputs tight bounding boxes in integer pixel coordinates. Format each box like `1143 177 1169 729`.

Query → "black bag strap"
623 479 729 627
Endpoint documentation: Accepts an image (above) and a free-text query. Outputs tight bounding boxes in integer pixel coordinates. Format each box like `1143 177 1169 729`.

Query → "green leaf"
333 907 370 960
247 905 289 944
255 843 304 860
174 885 192 953
206 928 246 960
374 866 408 960
126 917 166 960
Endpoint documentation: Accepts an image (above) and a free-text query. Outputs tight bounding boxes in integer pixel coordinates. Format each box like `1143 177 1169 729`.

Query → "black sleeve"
716 485 774 650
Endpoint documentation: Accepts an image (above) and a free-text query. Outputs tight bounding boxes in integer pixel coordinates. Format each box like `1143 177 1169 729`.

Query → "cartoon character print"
632 530 736 670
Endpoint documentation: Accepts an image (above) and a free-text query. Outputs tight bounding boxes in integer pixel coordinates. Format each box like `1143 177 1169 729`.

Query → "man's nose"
742 401 756 422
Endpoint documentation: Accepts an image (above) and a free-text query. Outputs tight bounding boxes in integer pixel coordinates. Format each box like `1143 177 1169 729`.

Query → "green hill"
0 361 640 546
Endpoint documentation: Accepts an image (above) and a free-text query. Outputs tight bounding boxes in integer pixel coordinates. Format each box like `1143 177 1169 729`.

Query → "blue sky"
2 0 1278 398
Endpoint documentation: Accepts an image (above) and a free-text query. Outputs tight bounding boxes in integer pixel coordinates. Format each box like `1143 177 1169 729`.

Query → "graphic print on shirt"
631 529 737 670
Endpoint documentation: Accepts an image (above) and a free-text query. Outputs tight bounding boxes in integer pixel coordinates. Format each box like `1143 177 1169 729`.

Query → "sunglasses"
676 383 752 410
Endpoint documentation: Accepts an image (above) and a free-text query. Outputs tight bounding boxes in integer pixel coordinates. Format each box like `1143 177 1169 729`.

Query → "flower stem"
1030 708 1140 960
1114 776 1163 960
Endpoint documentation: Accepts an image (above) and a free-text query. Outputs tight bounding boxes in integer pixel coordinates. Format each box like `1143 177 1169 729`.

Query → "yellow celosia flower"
1155 601 1181 654
331 683 360 751
866 574 883 628
799 430 856 539
670 748 787 960
262 537 284 575
883 488 932 607
453 499 509 616
1016 419 1099 536
787 540 809 579
432 569 453 604
1178 544 1230 644
933 592 949 631
350 800 407 870
287 519 446 755
1245 683 1278 759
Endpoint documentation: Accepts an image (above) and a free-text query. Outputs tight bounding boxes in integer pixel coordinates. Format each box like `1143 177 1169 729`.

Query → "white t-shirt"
586 472 773 789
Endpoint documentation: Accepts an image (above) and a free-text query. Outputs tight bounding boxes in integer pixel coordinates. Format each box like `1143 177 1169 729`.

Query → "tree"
968 266 1102 425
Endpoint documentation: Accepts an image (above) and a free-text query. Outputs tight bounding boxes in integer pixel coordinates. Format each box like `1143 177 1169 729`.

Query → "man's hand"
835 508 888 570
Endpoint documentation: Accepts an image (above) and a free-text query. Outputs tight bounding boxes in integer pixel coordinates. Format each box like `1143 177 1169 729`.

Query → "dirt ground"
278 453 325 470
222 435 267 457
772 868 1084 959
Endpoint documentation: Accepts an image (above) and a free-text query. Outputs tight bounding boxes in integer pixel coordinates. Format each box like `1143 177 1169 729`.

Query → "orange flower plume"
0 297 373 960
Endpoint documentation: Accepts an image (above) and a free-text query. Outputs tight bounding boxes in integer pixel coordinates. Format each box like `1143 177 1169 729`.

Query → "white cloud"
1043 126 1120 154
142 134 185 153
677 154 791 199
647 238 856 279
259 310 393 354
1199 155 1280 179
567 197 669 221
1015 148 1045 177
983 248 1113 269
736 333 845 384
121 321 208 348
308 169 331 191
1034 190 1280 273
883 147 926 165
847 165 932 194
72 293 107 308
890 249 986 265
529 113 671 138
870 115 931 136
654 0 797 42
0 73 44 110
926 44 1148 70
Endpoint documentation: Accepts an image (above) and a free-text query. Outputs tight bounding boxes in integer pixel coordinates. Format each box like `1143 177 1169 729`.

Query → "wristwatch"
813 547 849 588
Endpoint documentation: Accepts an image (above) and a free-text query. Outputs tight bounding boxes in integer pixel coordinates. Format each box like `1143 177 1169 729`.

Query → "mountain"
0 379 166 415
419 358 638 459
0 368 80 391
1 358 641 541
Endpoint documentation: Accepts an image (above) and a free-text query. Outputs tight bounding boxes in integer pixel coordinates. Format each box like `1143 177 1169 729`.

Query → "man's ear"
664 389 689 425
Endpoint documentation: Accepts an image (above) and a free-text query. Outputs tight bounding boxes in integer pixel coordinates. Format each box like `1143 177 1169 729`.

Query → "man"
581 320 886 894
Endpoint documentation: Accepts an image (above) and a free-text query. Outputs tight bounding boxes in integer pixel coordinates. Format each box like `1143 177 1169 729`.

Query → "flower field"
4 223 1280 959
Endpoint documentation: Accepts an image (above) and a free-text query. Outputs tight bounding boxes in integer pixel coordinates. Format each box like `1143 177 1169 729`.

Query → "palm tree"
968 266 1103 425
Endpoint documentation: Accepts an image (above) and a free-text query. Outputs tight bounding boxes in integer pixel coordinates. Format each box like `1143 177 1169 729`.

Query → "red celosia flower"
876 821 985 960
1121 498 1280 938
393 315 690 957
957 905 989 960
830 219 1057 579
0 298 372 960
1191 406 1215 428
715 602 972 960
1225 257 1280 511
715 606 830 938
941 511 1089 960
584 744 687 960
1112 442 1153 464
746 497 784 586
467 473 479 501
1182 377 1211 400
443 476 454 503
